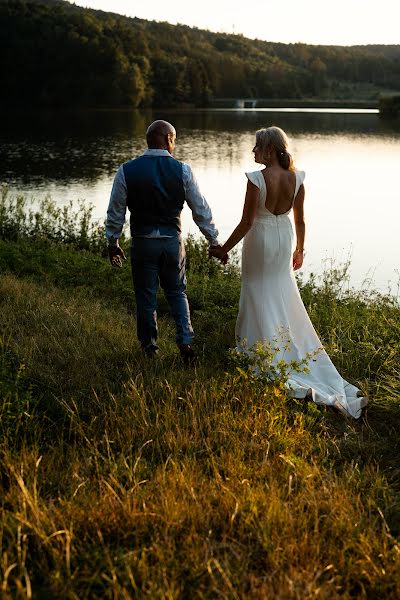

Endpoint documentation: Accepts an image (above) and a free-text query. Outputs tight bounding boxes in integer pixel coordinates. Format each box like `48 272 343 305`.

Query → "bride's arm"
219 181 259 255
293 184 305 270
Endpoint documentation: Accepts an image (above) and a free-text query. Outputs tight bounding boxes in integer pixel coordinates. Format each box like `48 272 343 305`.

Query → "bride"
210 126 367 419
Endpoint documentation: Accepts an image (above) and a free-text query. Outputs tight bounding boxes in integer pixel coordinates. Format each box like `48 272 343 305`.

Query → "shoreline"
209 99 378 109
0 100 379 114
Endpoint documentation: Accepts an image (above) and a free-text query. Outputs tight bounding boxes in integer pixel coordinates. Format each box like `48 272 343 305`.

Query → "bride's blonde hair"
255 126 294 170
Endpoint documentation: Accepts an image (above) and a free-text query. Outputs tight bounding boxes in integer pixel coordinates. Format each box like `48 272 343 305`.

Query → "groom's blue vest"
123 155 185 237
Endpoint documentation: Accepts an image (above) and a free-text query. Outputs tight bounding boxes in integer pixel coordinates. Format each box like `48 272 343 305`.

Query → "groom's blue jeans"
131 236 194 352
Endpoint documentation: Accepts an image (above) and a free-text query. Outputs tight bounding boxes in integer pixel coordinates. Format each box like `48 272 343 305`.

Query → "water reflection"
1 108 400 292
158 108 400 137
2 108 399 186
0 109 151 184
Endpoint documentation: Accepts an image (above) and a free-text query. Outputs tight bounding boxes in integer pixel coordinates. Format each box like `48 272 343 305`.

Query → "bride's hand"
209 245 229 265
293 249 304 271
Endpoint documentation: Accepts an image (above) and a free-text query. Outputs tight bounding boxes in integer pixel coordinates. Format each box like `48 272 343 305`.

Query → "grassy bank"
1 192 399 598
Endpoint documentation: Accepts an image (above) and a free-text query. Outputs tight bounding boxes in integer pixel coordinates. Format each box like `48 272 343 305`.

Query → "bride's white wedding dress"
235 169 367 419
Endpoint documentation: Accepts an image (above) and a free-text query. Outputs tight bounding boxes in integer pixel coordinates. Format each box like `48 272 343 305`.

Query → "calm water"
1 108 400 292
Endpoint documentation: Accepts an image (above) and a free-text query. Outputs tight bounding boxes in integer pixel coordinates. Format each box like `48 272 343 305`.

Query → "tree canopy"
2 0 400 108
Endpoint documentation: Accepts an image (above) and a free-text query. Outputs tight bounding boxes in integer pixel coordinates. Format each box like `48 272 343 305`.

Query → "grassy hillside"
0 191 399 598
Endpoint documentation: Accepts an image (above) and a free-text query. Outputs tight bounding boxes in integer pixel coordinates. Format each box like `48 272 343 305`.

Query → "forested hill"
2 0 400 108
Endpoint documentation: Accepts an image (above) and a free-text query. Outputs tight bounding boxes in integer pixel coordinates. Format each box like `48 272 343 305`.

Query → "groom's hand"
108 244 126 268
209 245 228 265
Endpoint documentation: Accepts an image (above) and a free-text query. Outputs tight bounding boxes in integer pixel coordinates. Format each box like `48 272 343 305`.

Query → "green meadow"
1 190 399 599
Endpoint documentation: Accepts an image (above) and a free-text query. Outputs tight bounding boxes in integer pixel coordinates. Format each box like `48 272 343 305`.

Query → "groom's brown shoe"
178 344 197 366
143 344 159 359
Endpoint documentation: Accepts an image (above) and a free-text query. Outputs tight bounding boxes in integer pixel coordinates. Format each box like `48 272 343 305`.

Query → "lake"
1 108 399 293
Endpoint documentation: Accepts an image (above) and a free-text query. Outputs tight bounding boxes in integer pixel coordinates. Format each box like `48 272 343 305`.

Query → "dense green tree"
310 57 327 95
1 0 400 109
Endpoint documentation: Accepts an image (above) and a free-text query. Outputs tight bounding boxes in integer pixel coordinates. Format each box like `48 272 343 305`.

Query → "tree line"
2 0 400 108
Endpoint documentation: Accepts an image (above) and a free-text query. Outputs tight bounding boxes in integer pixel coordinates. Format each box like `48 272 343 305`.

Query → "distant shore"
210 98 378 109
0 100 379 114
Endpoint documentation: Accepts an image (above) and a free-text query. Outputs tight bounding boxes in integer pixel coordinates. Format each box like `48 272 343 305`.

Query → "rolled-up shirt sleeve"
183 163 219 246
105 165 128 246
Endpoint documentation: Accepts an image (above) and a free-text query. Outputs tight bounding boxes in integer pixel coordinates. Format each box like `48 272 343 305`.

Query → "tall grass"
0 185 106 251
0 193 399 598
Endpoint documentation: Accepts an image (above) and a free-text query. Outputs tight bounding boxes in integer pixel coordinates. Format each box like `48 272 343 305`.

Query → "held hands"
293 249 304 271
108 244 126 268
209 244 229 265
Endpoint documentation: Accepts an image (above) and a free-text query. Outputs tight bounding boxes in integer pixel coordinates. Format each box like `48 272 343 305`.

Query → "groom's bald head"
146 120 176 150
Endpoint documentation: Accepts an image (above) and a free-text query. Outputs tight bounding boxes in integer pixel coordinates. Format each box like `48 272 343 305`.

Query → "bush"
0 186 108 251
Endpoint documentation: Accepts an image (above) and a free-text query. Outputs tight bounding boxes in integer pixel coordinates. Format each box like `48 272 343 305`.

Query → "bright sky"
69 0 400 46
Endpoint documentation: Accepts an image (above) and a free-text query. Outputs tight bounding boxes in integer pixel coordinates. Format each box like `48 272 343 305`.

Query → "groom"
105 119 222 363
